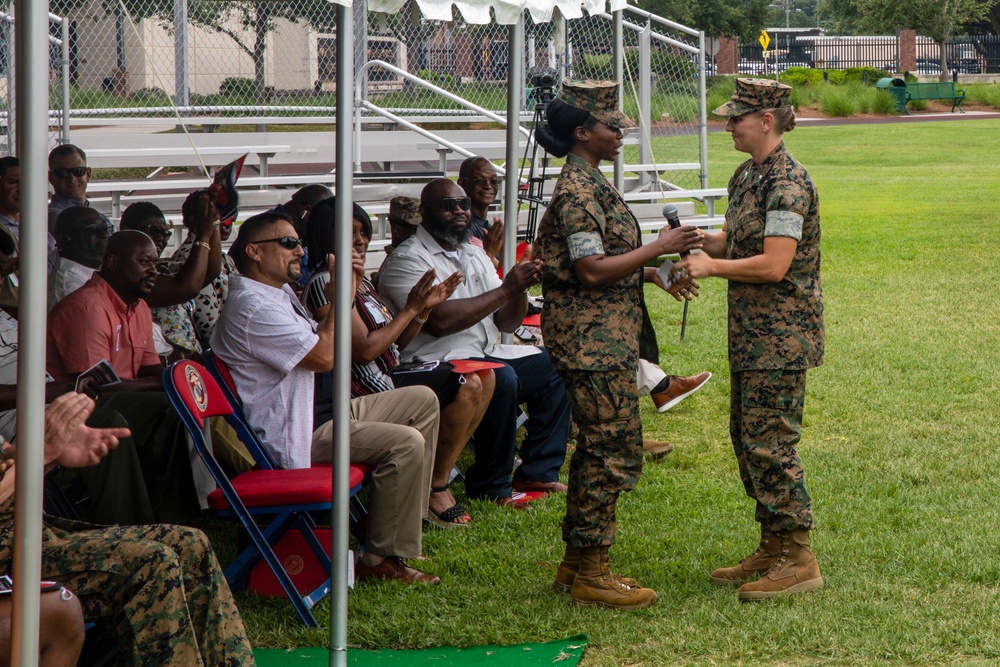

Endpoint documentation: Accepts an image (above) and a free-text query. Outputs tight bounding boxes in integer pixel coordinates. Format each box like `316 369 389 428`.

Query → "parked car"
914 58 941 75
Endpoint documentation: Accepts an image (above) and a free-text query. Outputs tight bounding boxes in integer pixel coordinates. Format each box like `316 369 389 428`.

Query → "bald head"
420 179 471 250
291 184 334 207
283 184 333 234
99 230 159 302
56 206 112 269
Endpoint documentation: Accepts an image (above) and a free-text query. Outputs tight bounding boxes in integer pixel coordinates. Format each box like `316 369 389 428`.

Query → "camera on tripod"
527 68 557 107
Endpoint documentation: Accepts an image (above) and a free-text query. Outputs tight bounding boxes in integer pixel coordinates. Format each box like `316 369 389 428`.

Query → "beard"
425 216 472 247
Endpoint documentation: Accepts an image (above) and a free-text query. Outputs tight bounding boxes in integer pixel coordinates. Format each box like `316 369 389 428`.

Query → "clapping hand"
482 217 505 260
43 393 129 469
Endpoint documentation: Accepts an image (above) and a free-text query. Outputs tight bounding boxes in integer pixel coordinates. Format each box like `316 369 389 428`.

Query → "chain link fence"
1 2 706 188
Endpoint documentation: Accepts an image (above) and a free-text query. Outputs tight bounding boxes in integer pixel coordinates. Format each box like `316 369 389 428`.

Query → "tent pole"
613 9 624 191
11 1 51 664
330 4 353 667
503 13 524 298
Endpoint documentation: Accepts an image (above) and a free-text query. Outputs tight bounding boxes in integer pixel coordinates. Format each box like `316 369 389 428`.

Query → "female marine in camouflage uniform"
534 79 702 610
674 78 825 601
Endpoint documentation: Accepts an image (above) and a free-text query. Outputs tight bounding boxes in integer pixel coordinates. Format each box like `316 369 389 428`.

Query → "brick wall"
716 36 738 75
899 30 916 74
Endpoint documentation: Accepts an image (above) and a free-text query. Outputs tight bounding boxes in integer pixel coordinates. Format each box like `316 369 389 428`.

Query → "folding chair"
203 350 372 539
163 360 357 627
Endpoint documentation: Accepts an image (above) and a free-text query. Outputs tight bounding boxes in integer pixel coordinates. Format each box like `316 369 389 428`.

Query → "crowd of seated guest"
0 141 714 660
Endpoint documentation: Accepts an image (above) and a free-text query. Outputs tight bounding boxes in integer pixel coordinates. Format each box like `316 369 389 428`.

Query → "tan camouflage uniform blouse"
725 141 825 372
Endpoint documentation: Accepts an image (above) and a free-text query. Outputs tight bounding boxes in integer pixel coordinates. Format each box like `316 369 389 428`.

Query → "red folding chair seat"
163 360 338 627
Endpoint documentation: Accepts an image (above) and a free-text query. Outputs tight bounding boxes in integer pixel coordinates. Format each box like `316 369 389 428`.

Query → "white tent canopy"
11 1 627 666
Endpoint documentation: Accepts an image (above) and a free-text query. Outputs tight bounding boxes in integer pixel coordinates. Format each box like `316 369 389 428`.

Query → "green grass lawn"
237 119 1000 665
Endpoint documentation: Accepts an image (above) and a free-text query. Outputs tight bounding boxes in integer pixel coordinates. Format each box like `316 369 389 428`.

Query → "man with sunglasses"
213 212 442 584
50 206 114 307
457 156 505 263
47 145 98 237
379 179 572 508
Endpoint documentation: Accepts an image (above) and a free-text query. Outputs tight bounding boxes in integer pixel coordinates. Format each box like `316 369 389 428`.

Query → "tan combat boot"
570 547 657 610
737 530 823 601
710 529 781 585
553 543 636 593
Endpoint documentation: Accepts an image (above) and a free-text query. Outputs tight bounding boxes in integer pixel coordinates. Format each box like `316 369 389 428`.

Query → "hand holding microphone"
658 204 703 257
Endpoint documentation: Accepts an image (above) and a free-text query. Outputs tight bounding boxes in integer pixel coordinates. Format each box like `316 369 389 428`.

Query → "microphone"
661 204 689 257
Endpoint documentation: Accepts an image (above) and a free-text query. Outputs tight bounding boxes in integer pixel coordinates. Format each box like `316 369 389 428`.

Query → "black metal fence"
736 33 1000 74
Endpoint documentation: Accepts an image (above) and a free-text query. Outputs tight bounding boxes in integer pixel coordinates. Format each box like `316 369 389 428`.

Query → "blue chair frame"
162 360 334 627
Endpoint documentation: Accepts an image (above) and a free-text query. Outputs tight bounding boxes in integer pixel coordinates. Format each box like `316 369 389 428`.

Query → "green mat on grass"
254 634 588 666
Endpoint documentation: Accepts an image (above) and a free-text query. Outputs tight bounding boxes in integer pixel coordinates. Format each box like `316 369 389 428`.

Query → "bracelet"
413 314 428 324
195 241 211 251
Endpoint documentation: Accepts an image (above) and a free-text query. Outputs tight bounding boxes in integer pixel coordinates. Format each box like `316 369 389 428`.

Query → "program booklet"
210 154 246 225
75 359 121 397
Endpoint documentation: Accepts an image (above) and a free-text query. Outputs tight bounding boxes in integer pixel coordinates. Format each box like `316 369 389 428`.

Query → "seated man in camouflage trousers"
0 393 255 666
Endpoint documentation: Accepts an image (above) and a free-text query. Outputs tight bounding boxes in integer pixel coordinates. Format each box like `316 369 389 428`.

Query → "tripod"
518 95 552 243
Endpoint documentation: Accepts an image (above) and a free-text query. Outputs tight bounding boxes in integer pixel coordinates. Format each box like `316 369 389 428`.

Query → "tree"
818 0 864 33
51 0 337 101
636 0 772 42
856 0 993 78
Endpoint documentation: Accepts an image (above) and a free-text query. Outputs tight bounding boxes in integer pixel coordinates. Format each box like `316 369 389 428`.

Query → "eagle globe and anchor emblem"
185 366 210 412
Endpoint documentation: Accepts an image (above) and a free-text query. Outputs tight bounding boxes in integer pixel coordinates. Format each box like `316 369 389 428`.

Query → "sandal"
426 484 471 528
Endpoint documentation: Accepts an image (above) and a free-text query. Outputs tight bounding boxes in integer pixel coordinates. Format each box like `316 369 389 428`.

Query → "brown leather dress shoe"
651 371 712 413
512 480 568 494
355 556 440 585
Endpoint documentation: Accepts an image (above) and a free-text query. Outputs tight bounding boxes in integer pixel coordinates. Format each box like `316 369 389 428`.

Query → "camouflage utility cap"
713 78 792 118
558 78 635 130
389 196 421 227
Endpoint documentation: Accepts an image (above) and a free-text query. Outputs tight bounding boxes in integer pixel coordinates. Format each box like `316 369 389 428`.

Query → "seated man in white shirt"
378 179 572 508
211 212 441 584
50 206 112 307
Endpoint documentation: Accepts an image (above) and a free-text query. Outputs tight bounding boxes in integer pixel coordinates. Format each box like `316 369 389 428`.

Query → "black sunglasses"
77 223 114 237
435 197 472 213
253 236 302 250
471 178 500 189
135 225 172 240
50 167 88 179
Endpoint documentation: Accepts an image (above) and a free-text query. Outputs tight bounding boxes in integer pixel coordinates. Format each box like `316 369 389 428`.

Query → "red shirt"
47 273 159 382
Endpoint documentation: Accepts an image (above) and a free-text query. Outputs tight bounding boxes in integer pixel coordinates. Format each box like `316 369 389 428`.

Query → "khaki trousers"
312 385 439 560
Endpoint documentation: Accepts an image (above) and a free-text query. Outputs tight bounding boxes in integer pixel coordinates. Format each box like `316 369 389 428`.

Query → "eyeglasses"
135 225 173 241
50 167 88 179
435 197 472 213
389 218 418 228
78 223 114 237
252 236 302 250
471 178 500 189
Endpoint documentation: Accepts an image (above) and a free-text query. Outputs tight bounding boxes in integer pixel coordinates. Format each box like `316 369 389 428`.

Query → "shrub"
869 89 901 115
826 70 847 85
129 87 170 103
649 50 696 80
781 67 824 88
846 81 870 112
819 85 859 116
417 70 458 91
219 77 256 97
840 66 892 85
790 85 818 109
908 99 929 111
964 83 1000 109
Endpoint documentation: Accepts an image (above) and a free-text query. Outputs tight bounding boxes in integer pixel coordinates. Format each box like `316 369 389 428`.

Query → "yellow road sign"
759 30 770 51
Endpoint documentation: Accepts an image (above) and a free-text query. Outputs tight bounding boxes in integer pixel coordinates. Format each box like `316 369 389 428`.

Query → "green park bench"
904 81 966 114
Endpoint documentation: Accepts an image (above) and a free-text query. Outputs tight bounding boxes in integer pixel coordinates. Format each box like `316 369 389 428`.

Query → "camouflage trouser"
730 369 814 533
558 369 643 548
0 507 255 667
